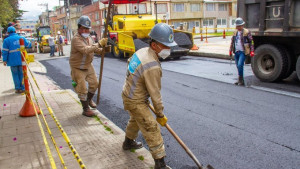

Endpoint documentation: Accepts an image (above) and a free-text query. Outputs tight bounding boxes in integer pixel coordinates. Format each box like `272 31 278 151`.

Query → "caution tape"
20 52 86 169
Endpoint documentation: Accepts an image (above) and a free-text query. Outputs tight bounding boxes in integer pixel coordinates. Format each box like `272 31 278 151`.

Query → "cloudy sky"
19 0 60 20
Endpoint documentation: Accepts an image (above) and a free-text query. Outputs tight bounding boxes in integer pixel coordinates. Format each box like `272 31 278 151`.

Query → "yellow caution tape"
20 52 87 169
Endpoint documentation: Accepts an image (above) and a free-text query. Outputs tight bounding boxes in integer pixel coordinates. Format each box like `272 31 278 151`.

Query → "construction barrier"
19 38 41 117
21 50 87 169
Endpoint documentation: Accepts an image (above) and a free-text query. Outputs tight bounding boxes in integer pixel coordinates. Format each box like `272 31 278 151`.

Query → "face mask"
157 44 171 59
81 33 89 38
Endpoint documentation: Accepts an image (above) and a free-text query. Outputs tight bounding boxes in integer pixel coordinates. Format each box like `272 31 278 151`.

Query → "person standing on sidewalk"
69 15 110 117
57 31 64 56
122 23 176 169
48 34 55 57
2 26 31 93
229 17 255 86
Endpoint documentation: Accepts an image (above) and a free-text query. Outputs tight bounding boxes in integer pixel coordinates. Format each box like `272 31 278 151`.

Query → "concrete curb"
188 51 231 60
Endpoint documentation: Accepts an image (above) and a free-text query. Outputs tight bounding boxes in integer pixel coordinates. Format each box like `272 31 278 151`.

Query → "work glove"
99 38 108 47
156 115 168 127
250 51 255 57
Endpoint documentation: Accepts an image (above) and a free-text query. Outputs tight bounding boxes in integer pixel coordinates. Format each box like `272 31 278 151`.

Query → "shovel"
148 103 214 169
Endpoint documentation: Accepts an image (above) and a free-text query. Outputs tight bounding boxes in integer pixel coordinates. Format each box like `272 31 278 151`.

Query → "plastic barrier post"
19 38 41 117
223 29 226 39
205 27 208 43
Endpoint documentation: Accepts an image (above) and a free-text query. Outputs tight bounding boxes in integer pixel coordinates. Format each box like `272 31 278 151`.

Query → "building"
82 1 102 39
66 0 92 6
56 6 68 38
39 11 50 26
49 11 60 37
18 20 38 37
69 5 84 36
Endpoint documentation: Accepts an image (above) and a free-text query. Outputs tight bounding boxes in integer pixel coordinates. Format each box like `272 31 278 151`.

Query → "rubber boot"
122 137 143 150
238 76 245 86
87 92 97 108
154 157 172 169
80 100 95 117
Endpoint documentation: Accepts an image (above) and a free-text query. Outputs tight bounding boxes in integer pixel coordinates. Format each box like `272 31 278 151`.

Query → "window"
188 21 195 30
203 19 214 26
95 12 99 20
76 7 81 13
232 19 236 25
172 22 181 29
157 3 167 14
206 3 215 11
219 4 227 11
195 21 200 27
190 3 201 12
118 21 124 29
173 3 184 12
217 19 227 26
130 3 147 14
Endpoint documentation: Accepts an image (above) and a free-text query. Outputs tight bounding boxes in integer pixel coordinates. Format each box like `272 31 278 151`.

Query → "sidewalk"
0 60 154 168
188 36 231 59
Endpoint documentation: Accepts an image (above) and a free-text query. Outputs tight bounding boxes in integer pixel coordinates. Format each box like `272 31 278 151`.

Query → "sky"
19 0 61 21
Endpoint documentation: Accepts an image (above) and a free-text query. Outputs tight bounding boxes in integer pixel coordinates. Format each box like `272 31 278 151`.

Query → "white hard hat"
57 31 61 34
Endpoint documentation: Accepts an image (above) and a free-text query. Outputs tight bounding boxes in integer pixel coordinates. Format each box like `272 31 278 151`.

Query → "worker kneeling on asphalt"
122 23 176 169
69 15 111 117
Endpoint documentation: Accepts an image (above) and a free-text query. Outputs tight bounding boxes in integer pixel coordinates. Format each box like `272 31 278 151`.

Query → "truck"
238 0 300 81
36 26 51 53
102 1 193 59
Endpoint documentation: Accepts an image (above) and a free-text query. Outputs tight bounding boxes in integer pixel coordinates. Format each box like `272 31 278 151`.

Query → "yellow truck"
107 14 193 59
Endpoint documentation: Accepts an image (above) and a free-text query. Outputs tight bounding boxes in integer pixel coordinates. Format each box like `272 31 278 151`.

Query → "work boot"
87 92 97 108
234 76 239 85
238 76 245 86
122 137 143 150
154 157 172 169
80 100 95 117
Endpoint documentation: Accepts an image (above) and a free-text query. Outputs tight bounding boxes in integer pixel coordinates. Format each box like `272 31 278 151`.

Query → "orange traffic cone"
19 99 40 117
191 44 199 50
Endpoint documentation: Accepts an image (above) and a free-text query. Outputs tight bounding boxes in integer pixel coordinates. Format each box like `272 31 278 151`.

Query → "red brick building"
82 1 102 40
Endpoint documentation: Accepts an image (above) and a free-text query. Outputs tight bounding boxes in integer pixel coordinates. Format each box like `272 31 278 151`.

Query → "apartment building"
49 11 60 36
69 5 84 35
82 1 102 39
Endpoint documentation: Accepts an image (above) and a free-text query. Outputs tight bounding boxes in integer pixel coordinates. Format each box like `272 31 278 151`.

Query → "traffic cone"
19 38 40 117
191 44 199 50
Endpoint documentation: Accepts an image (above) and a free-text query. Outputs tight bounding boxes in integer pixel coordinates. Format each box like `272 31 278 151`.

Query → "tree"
0 0 24 29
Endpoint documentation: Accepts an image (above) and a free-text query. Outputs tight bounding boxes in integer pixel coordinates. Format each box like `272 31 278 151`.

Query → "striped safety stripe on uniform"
9 49 20 53
128 59 159 98
2 48 9 51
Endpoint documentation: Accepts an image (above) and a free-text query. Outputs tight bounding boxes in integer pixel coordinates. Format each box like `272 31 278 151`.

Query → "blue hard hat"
149 23 177 47
7 26 16 33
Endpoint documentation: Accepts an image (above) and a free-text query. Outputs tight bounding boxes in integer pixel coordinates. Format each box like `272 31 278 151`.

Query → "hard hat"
77 15 91 29
7 26 16 33
57 31 61 34
235 17 245 26
149 23 177 47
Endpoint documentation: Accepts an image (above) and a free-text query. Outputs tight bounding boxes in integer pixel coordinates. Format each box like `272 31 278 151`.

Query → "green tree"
0 0 14 26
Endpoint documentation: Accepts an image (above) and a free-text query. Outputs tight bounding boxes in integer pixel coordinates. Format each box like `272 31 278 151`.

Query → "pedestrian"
48 34 55 57
2 26 31 93
69 15 111 117
57 31 64 56
229 18 255 86
122 23 176 169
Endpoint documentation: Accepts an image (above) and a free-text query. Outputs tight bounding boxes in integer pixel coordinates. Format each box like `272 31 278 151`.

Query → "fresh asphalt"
38 52 300 169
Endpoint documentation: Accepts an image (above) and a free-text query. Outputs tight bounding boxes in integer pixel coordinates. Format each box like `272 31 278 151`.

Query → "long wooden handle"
147 104 205 169
96 0 112 105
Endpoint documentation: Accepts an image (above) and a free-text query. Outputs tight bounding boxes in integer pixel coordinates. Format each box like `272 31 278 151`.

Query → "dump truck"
238 0 300 82
107 14 193 59
36 26 51 53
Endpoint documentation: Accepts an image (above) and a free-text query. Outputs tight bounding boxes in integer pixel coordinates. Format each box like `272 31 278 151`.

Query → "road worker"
2 26 31 93
69 15 110 117
122 23 176 169
57 31 64 56
229 17 254 86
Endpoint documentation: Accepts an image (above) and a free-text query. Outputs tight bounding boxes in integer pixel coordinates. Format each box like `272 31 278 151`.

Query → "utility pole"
66 0 72 42
38 3 49 26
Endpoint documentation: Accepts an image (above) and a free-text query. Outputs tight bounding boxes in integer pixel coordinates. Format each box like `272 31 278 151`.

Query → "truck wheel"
278 46 294 79
251 44 288 82
112 41 124 58
296 56 300 80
